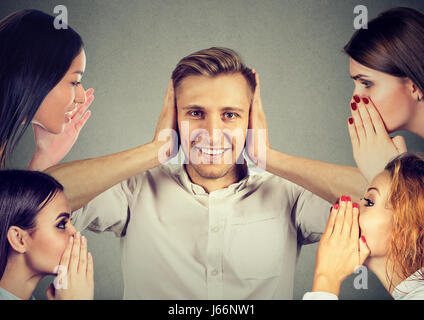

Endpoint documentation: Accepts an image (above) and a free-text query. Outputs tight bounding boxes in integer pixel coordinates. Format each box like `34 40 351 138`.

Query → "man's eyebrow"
55 212 71 220
181 105 245 113
181 105 205 110
351 74 369 80
221 107 245 113
366 187 380 195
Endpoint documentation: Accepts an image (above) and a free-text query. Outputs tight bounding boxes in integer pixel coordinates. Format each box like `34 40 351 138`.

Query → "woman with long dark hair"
0 170 94 300
0 9 94 170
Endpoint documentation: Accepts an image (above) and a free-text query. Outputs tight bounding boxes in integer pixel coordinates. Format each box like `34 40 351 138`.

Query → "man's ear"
7 226 30 254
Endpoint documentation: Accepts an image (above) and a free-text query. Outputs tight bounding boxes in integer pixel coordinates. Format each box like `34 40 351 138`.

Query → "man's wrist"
144 140 175 168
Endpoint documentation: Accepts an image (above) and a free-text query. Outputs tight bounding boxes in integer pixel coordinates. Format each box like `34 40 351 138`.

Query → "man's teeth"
200 148 225 155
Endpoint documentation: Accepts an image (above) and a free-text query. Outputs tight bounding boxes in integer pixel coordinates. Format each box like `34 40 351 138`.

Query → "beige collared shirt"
71 160 331 299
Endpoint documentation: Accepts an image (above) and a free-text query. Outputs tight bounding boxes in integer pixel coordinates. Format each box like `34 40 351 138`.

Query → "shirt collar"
392 269 424 300
171 151 262 196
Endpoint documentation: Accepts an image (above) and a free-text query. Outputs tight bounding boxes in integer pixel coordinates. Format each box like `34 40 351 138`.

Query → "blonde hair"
171 47 256 94
384 153 424 291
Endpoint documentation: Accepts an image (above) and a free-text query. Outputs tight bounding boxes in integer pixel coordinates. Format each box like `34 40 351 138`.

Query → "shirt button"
211 269 219 276
211 226 220 233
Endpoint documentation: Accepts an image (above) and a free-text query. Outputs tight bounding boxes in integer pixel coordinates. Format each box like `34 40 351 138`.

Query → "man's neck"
184 163 247 193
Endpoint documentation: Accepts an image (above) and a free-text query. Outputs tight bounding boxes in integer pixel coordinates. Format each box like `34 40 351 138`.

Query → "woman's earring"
418 96 422 102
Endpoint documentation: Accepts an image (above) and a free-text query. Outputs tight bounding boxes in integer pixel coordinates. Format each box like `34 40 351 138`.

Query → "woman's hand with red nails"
46 233 94 300
348 96 407 183
28 88 95 171
312 196 370 296
246 69 270 170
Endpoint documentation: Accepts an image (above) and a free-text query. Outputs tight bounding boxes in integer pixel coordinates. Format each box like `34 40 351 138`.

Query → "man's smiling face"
175 72 252 180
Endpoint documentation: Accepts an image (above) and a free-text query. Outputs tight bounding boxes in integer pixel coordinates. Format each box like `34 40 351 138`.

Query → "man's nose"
203 115 228 146
205 114 226 135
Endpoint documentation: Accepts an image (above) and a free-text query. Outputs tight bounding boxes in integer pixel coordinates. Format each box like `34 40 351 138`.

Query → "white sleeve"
71 174 141 237
399 285 424 300
302 291 339 300
294 188 332 245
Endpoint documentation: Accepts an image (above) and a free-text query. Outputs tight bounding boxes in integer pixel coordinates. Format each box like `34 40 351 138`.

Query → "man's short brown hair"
171 47 256 96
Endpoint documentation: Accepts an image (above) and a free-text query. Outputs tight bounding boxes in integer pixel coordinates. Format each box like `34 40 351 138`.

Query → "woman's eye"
56 219 68 230
71 81 81 87
361 81 372 89
360 197 374 207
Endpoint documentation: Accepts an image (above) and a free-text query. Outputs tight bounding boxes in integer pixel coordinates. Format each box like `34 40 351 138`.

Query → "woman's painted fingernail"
362 97 369 104
348 117 354 125
341 195 347 202
353 203 359 209
351 102 357 111
347 196 351 202
353 95 361 103
334 203 339 210
361 235 366 243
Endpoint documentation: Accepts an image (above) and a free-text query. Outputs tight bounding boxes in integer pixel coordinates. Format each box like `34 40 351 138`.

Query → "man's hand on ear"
246 70 270 170
152 79 179 163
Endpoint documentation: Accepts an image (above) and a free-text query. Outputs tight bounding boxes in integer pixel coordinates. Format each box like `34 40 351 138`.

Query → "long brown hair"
384 153 424 292
344 7 424 96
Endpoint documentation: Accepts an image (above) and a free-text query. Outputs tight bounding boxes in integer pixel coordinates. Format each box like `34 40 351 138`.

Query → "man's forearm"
266 149 368 203
45 141 164 211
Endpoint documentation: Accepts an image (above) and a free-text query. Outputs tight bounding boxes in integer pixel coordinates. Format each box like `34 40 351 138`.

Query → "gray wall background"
1 0 424 300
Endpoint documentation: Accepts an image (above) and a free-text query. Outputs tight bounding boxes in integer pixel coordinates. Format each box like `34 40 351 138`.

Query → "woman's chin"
49 121 67 134
385 121 407 134
48 126 64 135
31 119 64 134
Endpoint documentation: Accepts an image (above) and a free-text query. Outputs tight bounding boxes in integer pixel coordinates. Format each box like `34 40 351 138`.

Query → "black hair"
0 9 84 168
0 170 63 279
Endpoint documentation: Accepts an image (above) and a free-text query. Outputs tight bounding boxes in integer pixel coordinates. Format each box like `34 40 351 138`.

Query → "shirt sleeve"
293 187 332 245
302 291 339 300
399 284 424 300
70 174 140 238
